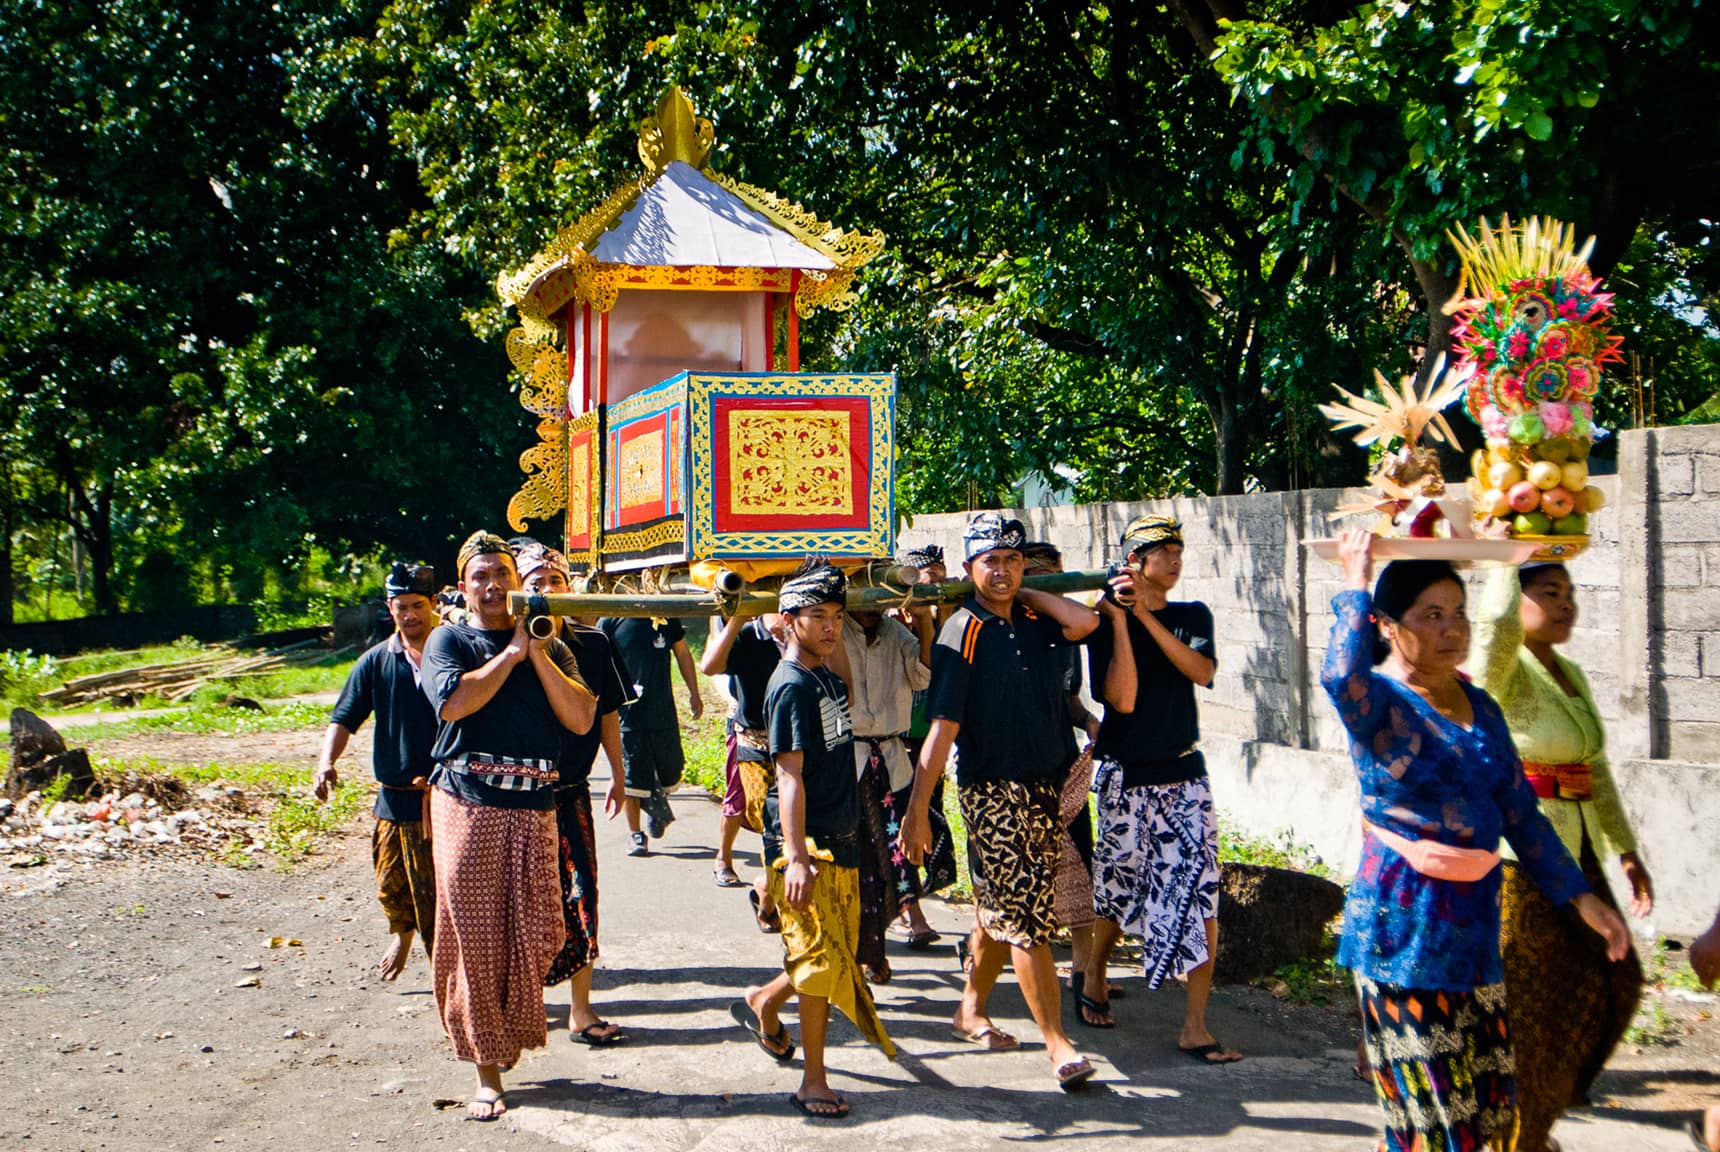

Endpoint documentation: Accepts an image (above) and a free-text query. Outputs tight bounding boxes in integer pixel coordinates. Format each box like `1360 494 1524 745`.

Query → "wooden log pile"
39 638 353 708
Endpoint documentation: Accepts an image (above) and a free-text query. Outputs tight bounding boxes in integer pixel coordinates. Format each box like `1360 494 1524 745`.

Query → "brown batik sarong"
429 788 563 1067
373 815 436 957
958 777 1061 949
768 841 897 1060
1053 748 1096 930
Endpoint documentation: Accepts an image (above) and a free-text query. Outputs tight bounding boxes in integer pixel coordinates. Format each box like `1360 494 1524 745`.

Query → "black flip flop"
729 1000 795 1063
1179 1042 1242 1065
905 927 941 950
571 1019 626 1046
1075 990 1115 1029
788 1092 849 1120
955 934 973 974
748 889 781 933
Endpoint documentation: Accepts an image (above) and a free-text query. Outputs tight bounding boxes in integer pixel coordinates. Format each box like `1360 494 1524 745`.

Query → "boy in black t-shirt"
598 615 704 856
699 611 785 893
730 563 895 1120
1082 514 1240 1065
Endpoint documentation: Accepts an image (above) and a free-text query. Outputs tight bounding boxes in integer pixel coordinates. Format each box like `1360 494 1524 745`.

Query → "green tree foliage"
0 0 520 619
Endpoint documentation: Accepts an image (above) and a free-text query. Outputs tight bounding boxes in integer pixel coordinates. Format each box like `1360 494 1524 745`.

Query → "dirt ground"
3 728 1715 1151
82 723 361 773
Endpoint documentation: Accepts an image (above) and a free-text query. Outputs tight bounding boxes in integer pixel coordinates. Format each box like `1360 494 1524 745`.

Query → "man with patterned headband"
1079 513 1240 1064
732 560 895 1121
420 530 599 1120
313 561 440 982
514 541 633 1047
900 512 1108 1091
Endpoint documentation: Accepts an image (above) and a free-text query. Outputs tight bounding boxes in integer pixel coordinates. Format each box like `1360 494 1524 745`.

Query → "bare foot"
375 929 414 982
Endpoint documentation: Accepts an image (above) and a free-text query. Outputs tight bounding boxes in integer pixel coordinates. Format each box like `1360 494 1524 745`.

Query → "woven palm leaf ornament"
1443 216 1616 545
1318 357 1470 536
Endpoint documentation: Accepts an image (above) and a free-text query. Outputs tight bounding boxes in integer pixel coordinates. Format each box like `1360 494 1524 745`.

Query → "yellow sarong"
768 842 897 1059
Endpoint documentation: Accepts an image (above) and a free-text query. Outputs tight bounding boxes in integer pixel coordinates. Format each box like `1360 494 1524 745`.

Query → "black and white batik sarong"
1092 761 1220 988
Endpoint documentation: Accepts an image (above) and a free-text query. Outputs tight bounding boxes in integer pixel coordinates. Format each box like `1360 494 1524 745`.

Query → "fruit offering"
1319 362 1469 538
1445 216 1621 553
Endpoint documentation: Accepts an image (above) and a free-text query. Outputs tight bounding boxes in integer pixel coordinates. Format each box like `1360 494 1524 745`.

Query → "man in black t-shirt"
598 615 704 856
1082 514 1240 1064
313 561 439 982
700 611 785 897
731 563 895 1120
515 542 631 1048
419 531 597 1121
900 513 1104 1092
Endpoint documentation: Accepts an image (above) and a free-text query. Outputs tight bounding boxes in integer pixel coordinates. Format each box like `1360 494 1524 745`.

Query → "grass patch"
1219 820 1335 880
180 659 354 705
1644 936 1708 993
71 699 332 743
1624 1000 1684 1047
1 649 65 711
1261 929 1347 1006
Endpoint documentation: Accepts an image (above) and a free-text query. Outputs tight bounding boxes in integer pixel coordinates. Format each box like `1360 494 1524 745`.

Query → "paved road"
500 768 1699 1151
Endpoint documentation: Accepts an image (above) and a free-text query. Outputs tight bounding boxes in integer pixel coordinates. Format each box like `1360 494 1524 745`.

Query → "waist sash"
1365 820 1501 883
440 753 558 793
1521 761 1593 801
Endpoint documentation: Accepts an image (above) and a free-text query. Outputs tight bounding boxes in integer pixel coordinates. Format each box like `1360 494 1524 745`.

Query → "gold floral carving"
727 410 853 516
794 269 859 317
568 438 591 535
563 411 600 568
618 430 666 508
708 172 886 273
507 414 568 533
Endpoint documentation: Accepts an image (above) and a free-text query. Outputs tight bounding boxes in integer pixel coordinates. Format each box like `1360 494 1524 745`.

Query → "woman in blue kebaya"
1322 530 1627 1152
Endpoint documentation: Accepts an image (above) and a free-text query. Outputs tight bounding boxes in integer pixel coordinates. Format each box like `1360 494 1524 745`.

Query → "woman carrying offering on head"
1470 559 1652 1152
1322 529 1628 1152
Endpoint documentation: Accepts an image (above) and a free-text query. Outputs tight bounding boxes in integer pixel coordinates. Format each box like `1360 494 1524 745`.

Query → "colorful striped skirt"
543 784 600 986
1356 974 1517 1152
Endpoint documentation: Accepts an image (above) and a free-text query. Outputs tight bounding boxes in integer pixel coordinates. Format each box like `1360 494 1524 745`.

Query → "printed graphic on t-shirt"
819 694 850 746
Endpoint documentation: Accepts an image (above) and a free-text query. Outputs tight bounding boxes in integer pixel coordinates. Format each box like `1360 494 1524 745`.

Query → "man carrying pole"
421 531 597 1120
900 512 1106 1091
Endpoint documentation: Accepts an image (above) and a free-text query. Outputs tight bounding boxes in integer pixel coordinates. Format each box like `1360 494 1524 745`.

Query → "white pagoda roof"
587 162 836 271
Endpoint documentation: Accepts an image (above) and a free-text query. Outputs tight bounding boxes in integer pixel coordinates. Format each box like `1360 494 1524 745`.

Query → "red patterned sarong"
430 788 562 1067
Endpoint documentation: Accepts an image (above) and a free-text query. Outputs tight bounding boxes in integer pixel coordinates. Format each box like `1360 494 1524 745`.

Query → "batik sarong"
429 789 562 1067
958 777 1061 949
855 743 902 973
733 727 772 834
1356 974 1518 1152
767 841 897 1060
1500 841 1641 1149
886 777 957 900
373 815 435 958
1093 764 1219 987
1053 749 1096 930
544 784 600 986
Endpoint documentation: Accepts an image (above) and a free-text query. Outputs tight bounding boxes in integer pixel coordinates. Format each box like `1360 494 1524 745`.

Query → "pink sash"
1365 820 1501 882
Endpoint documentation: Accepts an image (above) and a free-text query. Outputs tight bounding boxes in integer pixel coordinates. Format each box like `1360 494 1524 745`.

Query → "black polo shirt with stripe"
925 596 1074 786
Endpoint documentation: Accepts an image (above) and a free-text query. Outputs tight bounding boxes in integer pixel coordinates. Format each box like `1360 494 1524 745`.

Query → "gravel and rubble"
2 780 264 867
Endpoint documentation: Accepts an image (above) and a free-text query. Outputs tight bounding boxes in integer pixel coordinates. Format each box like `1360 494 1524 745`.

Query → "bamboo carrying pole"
507 568 1116 621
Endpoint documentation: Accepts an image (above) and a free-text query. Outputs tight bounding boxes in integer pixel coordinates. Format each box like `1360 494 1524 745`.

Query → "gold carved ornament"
564 411 599 569
600 518 687 557
507 414 568 533
617 429 667 509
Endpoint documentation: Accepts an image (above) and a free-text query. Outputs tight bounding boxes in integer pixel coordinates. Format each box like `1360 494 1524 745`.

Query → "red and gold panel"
688 373 894 561
601 374 687 568
563 412 599 569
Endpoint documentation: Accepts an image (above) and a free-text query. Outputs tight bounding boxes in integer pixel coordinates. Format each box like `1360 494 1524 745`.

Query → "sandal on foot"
465 1089 506 1121
1056 1058 1097 1091
1075 989 1115 1029
1179 1042 1243 1065
729 1000 795 1063
950 1025 1018 1050
955 935 973 975
905 926 941 950
713 865 746 888
788 1092 850 1120
748 889 781 933
864 961 892 985
571 1019 626 1046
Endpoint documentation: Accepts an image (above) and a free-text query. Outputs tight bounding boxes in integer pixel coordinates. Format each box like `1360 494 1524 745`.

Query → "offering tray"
1304 537 1545 565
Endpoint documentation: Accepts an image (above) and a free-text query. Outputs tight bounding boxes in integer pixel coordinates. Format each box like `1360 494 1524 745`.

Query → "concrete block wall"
899 422 1720 934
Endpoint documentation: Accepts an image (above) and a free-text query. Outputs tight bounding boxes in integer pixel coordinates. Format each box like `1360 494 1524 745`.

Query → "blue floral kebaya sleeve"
1321 590 1589 992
